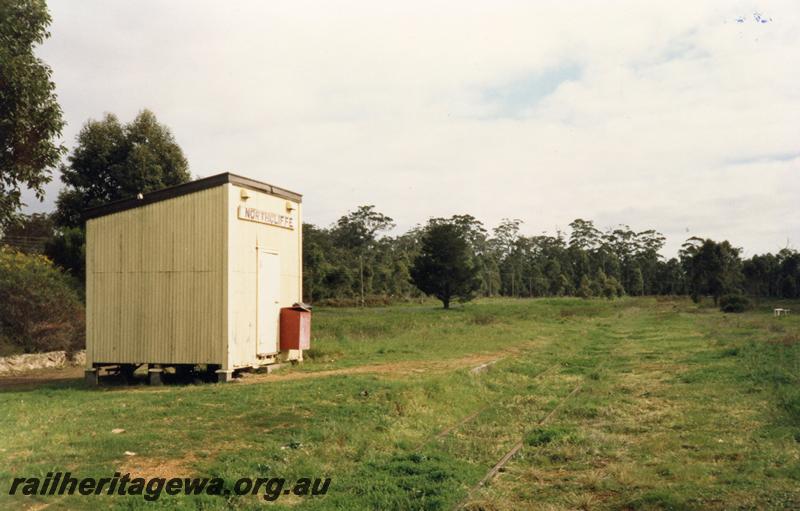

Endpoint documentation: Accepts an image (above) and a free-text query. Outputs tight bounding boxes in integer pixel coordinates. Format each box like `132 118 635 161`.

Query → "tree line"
303 209 800 309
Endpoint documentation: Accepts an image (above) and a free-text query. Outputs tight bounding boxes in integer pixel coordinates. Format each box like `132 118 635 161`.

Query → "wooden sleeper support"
148 365 164 386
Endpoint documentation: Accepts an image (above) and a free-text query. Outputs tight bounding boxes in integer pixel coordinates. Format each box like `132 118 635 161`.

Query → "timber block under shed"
148 366 164 386
215 370 235 383
84 369 98 386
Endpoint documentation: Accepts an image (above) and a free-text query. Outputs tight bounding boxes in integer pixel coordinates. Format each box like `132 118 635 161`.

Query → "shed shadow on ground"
0 366 222 394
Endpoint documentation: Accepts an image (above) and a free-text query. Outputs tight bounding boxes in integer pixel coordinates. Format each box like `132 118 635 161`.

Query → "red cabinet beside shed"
280 305 311 350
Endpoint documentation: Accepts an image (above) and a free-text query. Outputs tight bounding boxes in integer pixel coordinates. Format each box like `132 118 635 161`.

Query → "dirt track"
0 340 540 391
0 365 84 389
239 352 505 384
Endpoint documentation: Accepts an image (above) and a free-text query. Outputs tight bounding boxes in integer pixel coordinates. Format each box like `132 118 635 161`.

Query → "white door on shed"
257 250 281 354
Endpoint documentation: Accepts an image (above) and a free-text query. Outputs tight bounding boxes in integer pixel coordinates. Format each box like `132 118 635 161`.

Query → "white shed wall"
225 184 303 369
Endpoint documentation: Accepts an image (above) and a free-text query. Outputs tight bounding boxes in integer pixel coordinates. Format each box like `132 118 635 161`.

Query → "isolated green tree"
0 0 65 228
411 222 480 309
429 214 496 296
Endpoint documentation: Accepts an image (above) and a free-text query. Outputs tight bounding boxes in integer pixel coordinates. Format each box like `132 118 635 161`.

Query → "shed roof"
83 172 302 220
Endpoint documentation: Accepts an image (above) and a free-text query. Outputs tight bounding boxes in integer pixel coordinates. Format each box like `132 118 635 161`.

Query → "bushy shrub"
602 276 624 299
525 426 578 446
313 295 400 307
576 275 593 299
719 293 750 313
0 248 85 353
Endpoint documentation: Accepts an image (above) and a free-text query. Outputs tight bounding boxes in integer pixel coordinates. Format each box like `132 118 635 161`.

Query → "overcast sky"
23 0 800 257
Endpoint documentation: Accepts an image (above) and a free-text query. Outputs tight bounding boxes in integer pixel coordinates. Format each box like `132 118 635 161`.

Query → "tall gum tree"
0 0 65 228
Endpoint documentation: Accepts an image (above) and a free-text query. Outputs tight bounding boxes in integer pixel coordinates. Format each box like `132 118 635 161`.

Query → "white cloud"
21 0 800 256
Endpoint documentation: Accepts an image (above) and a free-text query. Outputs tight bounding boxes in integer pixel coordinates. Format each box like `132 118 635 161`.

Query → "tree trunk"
443 297 450 309
359 256 364 307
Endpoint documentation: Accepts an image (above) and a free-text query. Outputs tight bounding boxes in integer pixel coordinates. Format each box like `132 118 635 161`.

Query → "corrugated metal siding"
86 186 227 366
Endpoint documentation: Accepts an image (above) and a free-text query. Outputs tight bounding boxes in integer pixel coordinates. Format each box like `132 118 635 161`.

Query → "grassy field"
2 297 800 510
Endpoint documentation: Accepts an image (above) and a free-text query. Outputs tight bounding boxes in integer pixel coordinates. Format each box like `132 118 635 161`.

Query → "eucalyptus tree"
680 237 743 304
48 110 190 279
331 205 395 304
54 110 190 228
0 0 65 228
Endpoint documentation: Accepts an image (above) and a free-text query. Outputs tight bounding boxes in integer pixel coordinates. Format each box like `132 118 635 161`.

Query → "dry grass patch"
117 452 198 479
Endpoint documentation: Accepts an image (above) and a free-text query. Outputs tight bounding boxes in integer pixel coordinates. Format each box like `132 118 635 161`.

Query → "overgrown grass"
1 297 799 510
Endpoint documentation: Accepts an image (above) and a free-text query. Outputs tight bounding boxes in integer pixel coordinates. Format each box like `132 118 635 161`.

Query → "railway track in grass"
421 361 563 449
449 353 611 510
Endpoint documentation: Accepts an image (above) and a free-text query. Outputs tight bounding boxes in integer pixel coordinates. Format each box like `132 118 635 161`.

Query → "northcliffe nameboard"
237 206 295 230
